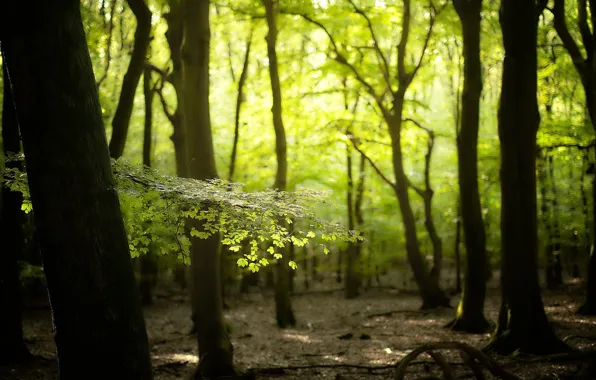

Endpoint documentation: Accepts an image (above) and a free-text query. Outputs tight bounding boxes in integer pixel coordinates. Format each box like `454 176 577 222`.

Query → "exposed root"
394 341 520 380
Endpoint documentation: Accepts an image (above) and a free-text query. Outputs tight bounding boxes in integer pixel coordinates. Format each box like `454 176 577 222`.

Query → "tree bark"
546 155 563 287
263 0 296 328
139 66 158 306
446 0 490 333
164 0 187 177
108 0 152 159
551 0 596 315
454 198 462 294
0 1 153 377
228 35 252 182
0 63 31 366
387 109 449 309
389 0 449 309
346 151 365 299
485 0 567 354
180 0 236 376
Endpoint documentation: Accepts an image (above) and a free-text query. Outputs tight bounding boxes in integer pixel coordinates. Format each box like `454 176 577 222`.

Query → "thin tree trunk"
0 63 31 366
0 1 153 377
228 34 252 182
547 154 563 287
346 153 366 298
388 110 449 308
454 197 462 294
417 131 443 285
447 0 490 333
139 66 158 306
263 0 296 328
180 0 236 376
539 152 557 289
108 0 151 159
485 0 567 354
164 0 187 177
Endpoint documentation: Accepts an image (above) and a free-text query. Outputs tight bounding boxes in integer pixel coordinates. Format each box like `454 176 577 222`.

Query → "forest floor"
3 280 596 379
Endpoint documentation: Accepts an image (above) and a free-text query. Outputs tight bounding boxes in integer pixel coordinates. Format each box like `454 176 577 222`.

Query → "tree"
551 0 596 314
180 0 237 376
296 0 450 308
0 0 153 377
446 0 490 333
108 0 152 159
0 64 31 366
485 0 568 354
263 0 296 328
139 64 159 305
345 149 366 299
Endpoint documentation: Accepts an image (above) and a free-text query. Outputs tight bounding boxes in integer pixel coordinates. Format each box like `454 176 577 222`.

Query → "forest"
2 0 596 379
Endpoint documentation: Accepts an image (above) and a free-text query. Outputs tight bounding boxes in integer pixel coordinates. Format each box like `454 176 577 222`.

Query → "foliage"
1 158 362 272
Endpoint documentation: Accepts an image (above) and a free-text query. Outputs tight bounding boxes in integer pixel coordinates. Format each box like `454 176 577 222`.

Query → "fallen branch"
394 341 520 380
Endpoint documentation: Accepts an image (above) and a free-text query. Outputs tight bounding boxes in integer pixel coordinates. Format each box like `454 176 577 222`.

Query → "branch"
408 1 441 84
551 0 587 73
346 0 393 93
346 134 396 189
577 0 594 58
289 11 388 117
96 0 118 87
404 118 435 196
153 81 176 124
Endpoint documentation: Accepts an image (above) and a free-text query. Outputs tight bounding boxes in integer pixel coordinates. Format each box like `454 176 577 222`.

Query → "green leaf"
237 258 249 267
289 261 297 270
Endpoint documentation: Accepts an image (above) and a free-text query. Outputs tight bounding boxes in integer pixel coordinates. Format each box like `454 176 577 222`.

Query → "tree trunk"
346 152 365 299
180 0 236 376
419 134 443 285
454 196 462 294
164 0 187 177
485 0 567 354
139 65 158 306
447 0 490 333
0 1 153 377
539 152 557 290
387 110 449 309
547 155 563 287
263 0 296 328
0 64 31 366
228 35 252 182
108 0 151 159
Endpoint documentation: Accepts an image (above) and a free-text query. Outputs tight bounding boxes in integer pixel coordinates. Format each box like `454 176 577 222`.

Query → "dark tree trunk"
546 155 563 287
454 196 462 294
447 0 490 333
382 0 449 309
388 112 449 309
0 64 31 366
302 246 310 290
139 64 158 306
228 35 252 182
539 152 557 290
346 152 365 299
180 0 236 376
164 0 187 177
263 0 296 328
108 0 151 159
485 0 567 354
417 131 443 285
0 1 153 377
552 0 596 315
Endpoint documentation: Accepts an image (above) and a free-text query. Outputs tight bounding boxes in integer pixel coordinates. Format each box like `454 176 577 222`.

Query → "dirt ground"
3 282 596 380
